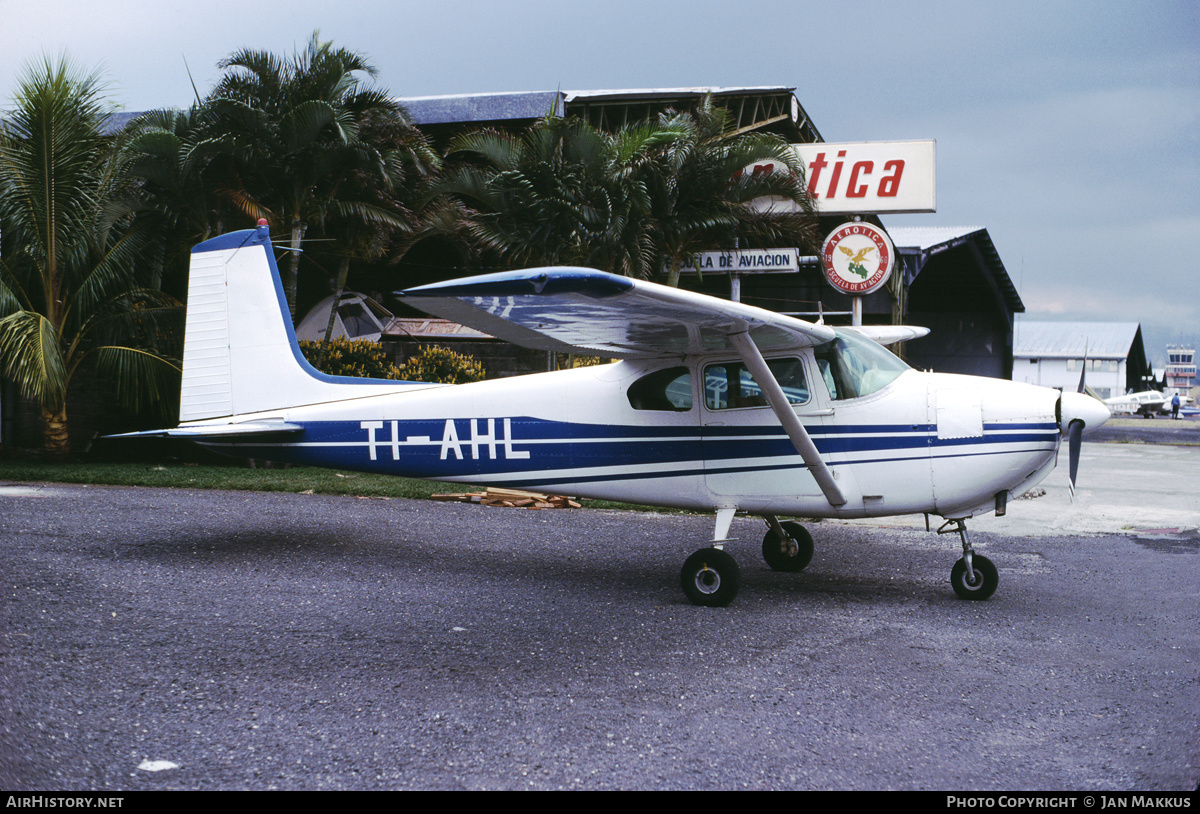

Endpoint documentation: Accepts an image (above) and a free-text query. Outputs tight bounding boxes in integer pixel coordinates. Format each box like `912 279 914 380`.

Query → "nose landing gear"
939 519 999 600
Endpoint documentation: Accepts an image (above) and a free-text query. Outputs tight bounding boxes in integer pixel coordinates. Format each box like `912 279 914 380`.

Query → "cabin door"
699 356 825 502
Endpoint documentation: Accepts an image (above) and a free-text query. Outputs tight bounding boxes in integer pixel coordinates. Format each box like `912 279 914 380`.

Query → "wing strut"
730 331 847 507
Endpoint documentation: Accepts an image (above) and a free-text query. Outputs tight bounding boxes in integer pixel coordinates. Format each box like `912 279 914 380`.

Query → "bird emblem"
838 244 876 278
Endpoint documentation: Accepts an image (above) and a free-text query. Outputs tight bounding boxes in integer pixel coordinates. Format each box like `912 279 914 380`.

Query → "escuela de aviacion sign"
749 140 936 215
678 248 803 275
821 221 895 296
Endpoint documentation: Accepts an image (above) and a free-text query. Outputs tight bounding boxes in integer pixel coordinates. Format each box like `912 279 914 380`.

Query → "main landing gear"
680 547 741 607
939 519 999 601
680 511 814 607
761 517 814 572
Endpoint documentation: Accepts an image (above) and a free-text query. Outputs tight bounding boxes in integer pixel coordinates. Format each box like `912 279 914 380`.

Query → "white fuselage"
164 225 1085 526
196 354 1063 523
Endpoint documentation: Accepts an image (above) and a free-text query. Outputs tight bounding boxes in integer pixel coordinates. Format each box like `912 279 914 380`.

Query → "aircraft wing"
399 267 837 358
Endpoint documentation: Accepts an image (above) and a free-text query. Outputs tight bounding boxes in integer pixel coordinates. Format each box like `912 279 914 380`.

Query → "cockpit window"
813 329 910 400
704 357 809 410
628 366 693 411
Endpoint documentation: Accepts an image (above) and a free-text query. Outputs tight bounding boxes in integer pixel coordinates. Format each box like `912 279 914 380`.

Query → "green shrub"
299 338 404 379
397 345 486 384
298 339 485 383
554 353 610 369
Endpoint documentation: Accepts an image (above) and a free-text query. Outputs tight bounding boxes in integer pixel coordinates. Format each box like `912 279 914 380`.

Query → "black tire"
950 554 999 600
680 548 741 607
762 521 814 572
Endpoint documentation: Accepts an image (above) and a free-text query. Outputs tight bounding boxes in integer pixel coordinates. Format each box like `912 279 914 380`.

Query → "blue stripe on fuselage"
196 416 1058 484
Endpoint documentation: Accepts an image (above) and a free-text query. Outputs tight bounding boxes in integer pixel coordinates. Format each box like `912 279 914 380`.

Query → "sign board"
821 222 895 295
748 140 936 215
677 248 804 275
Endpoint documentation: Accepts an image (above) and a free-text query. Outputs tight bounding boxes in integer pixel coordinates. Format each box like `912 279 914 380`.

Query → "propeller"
1066 418 1085 500
1060 342 1111 500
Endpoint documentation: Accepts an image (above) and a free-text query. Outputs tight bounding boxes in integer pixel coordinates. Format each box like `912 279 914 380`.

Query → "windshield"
813 329 910 400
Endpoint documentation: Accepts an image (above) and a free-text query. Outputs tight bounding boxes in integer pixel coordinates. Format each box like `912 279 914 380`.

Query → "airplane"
1103 390 1192 418
116 222 1111 606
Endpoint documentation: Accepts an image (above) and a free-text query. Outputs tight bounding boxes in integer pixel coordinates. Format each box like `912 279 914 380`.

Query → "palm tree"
0 57 181 455
117 104 236 297
436 101 818 284
205 31 427 317
636 98 820 287
308 106 442 358
437 116 657 276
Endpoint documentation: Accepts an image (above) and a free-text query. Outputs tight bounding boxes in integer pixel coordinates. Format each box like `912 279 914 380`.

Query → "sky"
2 0 1197 367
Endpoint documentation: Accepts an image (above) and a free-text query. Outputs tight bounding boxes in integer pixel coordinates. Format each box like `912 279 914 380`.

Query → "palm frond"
63 225 146 329
0 261 31 315
0 310 67 410
89 345 181 419
73 288 183 353
283 99 338 148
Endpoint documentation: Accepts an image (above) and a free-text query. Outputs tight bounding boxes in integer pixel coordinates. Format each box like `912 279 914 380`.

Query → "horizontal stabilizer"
108 421 304 442
847 325 930 345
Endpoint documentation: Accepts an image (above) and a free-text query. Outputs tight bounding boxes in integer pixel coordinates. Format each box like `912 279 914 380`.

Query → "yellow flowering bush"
299 338 404 379
299 340 486 383
397 345 486 384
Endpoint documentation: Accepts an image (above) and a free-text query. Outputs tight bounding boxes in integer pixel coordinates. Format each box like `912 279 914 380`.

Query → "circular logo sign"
821 222 894 295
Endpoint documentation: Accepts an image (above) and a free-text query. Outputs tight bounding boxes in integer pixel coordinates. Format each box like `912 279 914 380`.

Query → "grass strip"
0 459 661 511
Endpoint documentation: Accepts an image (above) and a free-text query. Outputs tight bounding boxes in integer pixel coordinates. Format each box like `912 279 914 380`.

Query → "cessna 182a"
120 223 1111 606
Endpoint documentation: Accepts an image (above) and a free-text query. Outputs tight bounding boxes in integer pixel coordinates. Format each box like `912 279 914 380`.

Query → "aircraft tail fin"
179 222 414 423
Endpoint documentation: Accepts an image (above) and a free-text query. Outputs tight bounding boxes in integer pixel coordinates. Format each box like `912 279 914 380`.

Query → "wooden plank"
429 488 581 508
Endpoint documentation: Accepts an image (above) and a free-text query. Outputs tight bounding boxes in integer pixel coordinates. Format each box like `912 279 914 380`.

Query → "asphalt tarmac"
1 426 1197 791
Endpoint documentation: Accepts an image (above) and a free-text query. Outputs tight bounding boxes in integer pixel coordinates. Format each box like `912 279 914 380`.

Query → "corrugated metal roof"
1013 321 1142 359
99 87 811 135
563 86 795 103
103 111 142 134
886 226 987 251
399 91 565 125
399 86 800 127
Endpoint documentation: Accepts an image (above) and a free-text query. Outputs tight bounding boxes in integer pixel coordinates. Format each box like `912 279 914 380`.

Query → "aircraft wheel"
950 555 998 600
762 521 814 572
681 548 740 607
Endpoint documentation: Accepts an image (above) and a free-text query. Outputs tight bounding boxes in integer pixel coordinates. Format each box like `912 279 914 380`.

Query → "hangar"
1012 321 1153 400
890 226 1024 379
